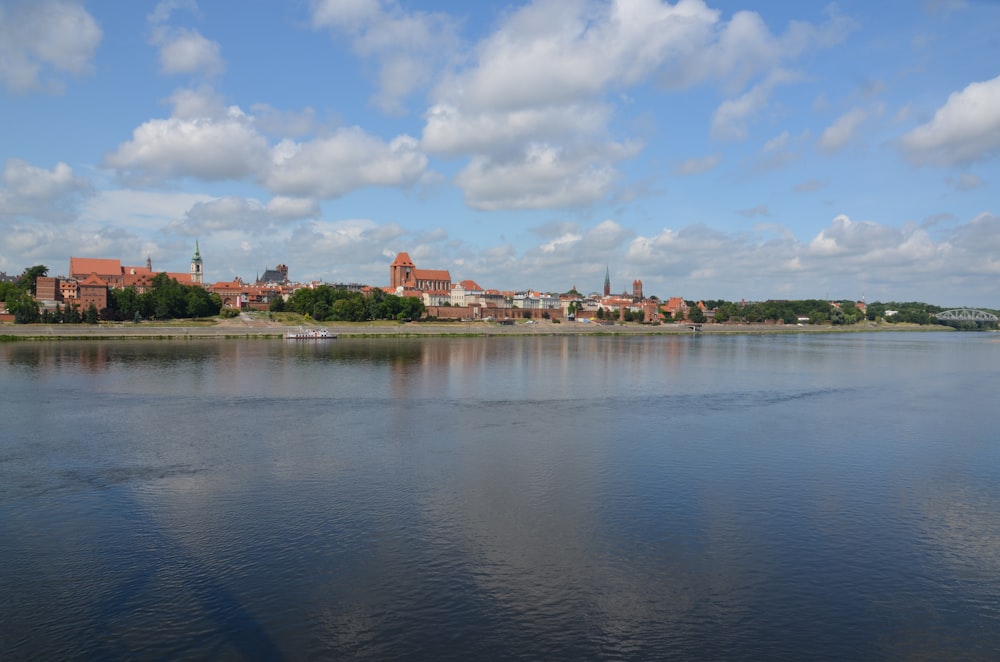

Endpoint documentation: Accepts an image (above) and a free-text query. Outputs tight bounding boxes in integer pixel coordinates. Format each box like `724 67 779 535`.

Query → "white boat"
285 327 335 340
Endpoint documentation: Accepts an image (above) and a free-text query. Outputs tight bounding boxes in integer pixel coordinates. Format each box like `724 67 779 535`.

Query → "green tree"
688 306 706 324
64 302 82 324
17 265 49 295
7 291 40 323
84 304 100 324
0 281 20 302
397 296 424 321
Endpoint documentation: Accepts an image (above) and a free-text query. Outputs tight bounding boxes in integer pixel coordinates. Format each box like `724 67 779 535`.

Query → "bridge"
934 308 998 323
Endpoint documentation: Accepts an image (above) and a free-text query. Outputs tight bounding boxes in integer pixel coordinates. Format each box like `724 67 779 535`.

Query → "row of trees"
1 265 50 323
273 285 424 322
1 268 222 324
104 273 222 321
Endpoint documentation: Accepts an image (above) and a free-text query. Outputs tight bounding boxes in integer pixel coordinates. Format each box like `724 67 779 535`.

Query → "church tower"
603 266 611 297
390 252 416 290
190 241 203 284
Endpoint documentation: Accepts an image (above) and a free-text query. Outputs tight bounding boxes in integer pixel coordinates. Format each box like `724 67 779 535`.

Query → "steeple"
190 241 203 284
603 265 611 297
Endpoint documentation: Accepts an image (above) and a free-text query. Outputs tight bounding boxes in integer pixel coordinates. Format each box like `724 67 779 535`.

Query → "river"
1 332 998 660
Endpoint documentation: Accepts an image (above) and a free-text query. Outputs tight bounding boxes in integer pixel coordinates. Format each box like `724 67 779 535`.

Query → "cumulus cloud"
818 107 867 152
419 0 850 210
0 0 102 93
310 0 460 113
422 103 611 156
104 88 428 198
104 106 269 183
165 195 320 236
80 189 212 231
613 210 1000 303
899 74 1000 166
454 144 630 211
949 212 1000 253
155 28 224 76
0 158 92 224
250 104 318 138
807 214 917 260
438 1 849 111
0 223 152 275
265 128 427 198
148 0 224 78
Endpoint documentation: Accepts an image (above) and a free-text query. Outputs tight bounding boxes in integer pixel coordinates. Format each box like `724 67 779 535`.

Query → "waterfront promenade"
0 317 920 339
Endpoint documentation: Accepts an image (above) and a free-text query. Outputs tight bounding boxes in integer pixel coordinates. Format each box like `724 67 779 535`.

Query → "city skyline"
2 1 999 307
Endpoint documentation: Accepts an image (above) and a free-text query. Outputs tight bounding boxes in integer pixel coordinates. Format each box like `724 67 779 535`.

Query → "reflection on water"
2 333 999 659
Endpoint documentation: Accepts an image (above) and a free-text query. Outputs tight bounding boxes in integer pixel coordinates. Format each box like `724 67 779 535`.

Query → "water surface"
2 333 998 659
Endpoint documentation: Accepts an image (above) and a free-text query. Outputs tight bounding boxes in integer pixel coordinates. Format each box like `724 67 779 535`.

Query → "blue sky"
1 0 998 305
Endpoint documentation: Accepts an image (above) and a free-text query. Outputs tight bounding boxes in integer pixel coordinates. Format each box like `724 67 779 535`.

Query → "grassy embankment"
0 311 957 342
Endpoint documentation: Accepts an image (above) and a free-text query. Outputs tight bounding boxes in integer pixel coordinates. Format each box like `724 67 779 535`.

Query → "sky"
1 0 999 306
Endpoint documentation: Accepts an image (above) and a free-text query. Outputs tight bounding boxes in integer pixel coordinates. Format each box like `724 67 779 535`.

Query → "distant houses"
20 245 692 323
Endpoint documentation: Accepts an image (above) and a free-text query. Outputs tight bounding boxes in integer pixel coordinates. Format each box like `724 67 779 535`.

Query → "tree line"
0 267 221 324
271 285 424 322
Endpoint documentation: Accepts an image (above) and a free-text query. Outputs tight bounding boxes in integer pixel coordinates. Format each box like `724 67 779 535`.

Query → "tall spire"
190 240 203 283
603 265 611 297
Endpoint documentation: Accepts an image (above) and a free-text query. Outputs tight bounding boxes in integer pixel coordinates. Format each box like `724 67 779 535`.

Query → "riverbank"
0 316 950 340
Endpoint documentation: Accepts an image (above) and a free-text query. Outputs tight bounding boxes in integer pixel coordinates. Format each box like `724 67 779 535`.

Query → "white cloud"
265 128 428 198
818 107 867 152
0 0 102 93
250 104 318 138
0 158 92 224
422 103 611 156
310 0 460 113
899 74 1000 166
104 108 269 183
807 214 906 258
104 89 430 198
673 153 721 176
148 1 224 78
0 223 153 275
420 1 850 209
156 28 224 77
614 211 1000 303
950 212 1000 252
454 143 631 211
711 69 799 141
266 196 321 221
439 1 850 111
165 195 320 236
81 189 212 231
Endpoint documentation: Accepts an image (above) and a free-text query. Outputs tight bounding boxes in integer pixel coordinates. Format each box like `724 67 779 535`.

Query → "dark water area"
2 332 999 660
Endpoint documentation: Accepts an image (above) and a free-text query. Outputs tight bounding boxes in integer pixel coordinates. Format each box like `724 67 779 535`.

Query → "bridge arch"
934 309 998 323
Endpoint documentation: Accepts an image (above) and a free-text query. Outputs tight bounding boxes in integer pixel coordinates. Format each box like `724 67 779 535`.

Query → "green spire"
192 240 202 263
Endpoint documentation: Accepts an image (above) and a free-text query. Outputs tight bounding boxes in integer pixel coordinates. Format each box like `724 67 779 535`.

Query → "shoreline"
0 319 952 340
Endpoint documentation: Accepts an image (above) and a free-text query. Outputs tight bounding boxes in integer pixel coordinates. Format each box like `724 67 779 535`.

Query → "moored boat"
284 327 335 340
